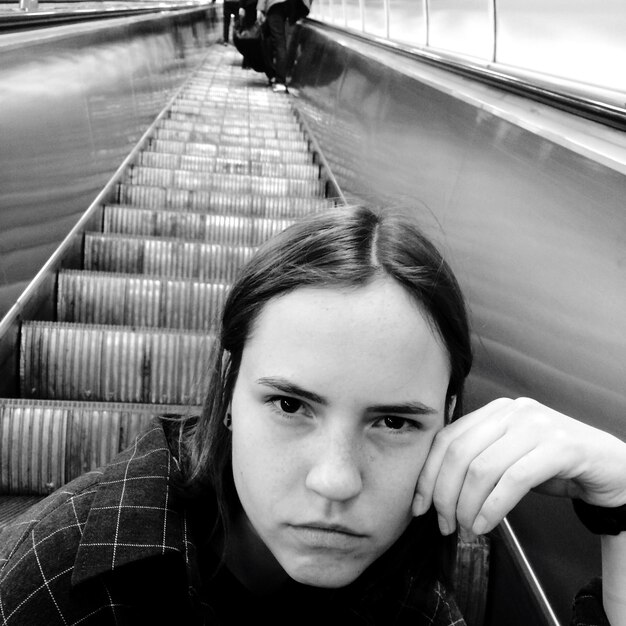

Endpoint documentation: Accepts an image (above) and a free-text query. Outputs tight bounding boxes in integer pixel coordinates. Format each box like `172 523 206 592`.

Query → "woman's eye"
383 416 406 430
378 416 420 432
267 395 307 417
278 397 302 414
265 394 314 421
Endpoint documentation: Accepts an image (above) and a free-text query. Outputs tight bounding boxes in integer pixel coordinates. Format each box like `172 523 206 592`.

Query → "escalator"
0 44 340 528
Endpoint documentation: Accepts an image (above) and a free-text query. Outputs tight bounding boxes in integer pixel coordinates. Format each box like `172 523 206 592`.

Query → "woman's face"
230 278 450 588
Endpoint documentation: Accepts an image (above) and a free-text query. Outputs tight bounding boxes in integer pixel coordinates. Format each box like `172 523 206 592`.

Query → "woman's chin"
282 559 367 589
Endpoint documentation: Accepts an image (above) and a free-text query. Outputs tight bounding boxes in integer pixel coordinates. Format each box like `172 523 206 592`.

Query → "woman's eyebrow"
255 377 438 415
256 377 327 405
366 403 438 416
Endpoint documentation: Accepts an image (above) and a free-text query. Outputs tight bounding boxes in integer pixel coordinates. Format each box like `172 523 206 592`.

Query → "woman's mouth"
288 523 367 550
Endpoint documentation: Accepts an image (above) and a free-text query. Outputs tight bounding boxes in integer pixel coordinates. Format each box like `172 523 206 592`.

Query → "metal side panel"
288 21 626 625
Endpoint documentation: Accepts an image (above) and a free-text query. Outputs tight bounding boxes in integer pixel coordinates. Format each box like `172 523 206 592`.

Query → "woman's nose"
304 433 363 502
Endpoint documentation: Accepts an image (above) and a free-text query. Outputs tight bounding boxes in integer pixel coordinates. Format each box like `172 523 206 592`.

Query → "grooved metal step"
138 151 320 179
57 270 229 329
168 105 297 122
152 127 309 151
0 398 199 495
174 96 293 109
147 138 316 164
166 110 300 122
124 166 325 196
114 186 332 216
102 207 294 244
0 496 44 525
159 118 305 141
84 232 256 279
20 321 214 404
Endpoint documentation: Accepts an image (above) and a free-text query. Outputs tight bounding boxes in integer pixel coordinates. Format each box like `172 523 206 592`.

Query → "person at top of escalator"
1 205 625 625
239 0 258 30
220 0 241 45
256 0 310 92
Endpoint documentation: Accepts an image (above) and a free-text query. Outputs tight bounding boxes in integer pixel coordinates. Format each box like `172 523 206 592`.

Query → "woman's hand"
412 397 626 537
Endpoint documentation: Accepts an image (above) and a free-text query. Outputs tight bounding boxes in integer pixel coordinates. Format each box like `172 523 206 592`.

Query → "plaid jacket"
0 421 610 625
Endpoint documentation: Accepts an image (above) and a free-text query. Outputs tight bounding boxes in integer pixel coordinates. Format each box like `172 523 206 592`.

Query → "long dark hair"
179 205 473 546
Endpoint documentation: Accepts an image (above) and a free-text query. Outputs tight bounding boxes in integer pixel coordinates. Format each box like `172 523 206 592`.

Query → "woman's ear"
227 402 234 429
224 403 233 431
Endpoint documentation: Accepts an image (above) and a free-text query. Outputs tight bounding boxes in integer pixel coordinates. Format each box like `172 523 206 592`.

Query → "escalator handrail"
0 1 213 32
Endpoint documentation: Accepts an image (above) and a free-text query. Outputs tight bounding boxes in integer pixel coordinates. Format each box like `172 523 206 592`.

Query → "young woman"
1 205 625 625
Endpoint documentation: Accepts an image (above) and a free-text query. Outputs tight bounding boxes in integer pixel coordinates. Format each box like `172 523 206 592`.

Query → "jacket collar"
71 421 199 591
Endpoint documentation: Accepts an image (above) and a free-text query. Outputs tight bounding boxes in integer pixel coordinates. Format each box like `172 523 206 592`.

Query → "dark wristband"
572 498 626 536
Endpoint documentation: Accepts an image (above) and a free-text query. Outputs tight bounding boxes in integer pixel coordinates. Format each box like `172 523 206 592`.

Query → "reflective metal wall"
496 0 626 92
289 21 626 625
309 0 626 105
0 7 218 319
429 0 493 60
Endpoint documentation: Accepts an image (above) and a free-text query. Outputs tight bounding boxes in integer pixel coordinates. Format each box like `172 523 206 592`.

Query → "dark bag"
233 20 268 74
237 21 262 40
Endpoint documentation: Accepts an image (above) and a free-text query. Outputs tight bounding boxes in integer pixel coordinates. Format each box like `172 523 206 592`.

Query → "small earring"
223 413 232 430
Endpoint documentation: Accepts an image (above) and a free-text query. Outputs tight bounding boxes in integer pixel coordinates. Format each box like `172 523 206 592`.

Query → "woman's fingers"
468 445 577 534
412 398 515 519
427 418 517 533
452 433 544 532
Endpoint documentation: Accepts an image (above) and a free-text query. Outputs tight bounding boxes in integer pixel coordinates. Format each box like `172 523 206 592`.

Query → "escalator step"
169 92 287 103
103 207 294 244
57 270 229 331
167 113 302 132
138 151 320 179
152 128 309 152
0 398 198 495
0 496 44 527
162 115 303 131
171 99 296 112
184 88 291 99
171 107 295 122
148 138 315 164
57 270 229 329
159 119 305 141
179 98 293 112
169 112 299 127
125 167 325 197
84 232 256 280
115 185 332 215
20 322 214 404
